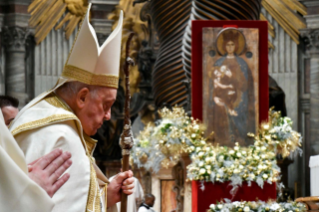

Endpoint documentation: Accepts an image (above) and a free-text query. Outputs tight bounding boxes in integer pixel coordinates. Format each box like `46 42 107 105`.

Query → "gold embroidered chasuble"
10 93 113 212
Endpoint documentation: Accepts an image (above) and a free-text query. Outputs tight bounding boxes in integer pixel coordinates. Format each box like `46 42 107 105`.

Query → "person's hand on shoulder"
28 148 72 197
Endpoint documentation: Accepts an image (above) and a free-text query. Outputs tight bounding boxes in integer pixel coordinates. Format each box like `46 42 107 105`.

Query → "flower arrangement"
249 109 302 158
186 142 280 189
131 107 207 173
131 107 301 179
208 201 306 212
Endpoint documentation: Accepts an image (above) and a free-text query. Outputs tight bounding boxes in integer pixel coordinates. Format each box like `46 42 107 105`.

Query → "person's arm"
27 148 72 197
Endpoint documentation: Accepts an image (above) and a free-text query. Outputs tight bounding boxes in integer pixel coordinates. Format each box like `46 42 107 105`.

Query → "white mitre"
57 3 123 89
11 3 123 126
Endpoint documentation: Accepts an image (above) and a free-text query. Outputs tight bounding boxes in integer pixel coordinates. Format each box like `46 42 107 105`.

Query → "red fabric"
192 181 276 212
191 20 269 123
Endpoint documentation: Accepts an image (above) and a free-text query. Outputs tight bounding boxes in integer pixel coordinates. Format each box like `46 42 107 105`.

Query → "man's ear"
76 87 90 109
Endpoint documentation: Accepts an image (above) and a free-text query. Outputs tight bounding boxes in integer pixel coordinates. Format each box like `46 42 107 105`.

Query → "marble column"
2 26 30 107
299 27 319 196
91 0 120 44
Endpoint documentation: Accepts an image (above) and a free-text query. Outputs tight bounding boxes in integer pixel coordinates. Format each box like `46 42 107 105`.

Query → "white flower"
239 165 244 170
217 204 223 209
218 155 224 162
244 206 250 212
233 201 241 207
199 168 206 174
263 174 268 179
254 155 260 160
198 152 204 157
288 210 292 212
233 169 240 174
237 152 242 157
250 173 255 179
234 146 239 151
258 165 263 170
270 203 280 211
255 147 261 151
199 162 204 167
242 151 247 155
205 157 211 163
206 165 211 170
229 150 235 154
161 119 173 125
191 133 196 138
196 147 201 152
210 204 216 209
261 154 266 159
261 146 267 151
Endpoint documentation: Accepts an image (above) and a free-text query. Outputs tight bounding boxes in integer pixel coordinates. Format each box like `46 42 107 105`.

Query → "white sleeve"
0 119 54 212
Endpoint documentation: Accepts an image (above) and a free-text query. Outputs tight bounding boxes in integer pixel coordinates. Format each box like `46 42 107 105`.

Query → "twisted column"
150 0 192 110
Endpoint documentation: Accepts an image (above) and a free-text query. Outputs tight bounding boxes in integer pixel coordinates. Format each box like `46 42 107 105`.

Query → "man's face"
76 87 117 136
146 197 155 207
1 106 19 126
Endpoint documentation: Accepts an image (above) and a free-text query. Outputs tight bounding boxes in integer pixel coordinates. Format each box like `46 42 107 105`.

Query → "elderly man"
0 95 19 126
10 4 133 212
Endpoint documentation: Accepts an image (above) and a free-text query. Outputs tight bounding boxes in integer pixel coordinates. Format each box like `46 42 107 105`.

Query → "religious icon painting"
191 21 269 147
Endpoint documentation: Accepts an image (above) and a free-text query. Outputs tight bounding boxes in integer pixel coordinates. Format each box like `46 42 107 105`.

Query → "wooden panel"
161 180 177 212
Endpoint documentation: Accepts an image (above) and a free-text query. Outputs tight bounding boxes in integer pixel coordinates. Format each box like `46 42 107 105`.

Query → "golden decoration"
28 0 88 44
11 113 76 136
108 0 148 94
261 0 307 45
62 65 119 89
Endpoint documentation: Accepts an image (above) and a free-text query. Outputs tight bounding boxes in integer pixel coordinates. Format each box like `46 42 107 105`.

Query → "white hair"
56 81 102 99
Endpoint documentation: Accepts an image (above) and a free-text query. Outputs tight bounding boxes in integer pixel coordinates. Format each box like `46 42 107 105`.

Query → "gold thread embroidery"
84 134 97 155
86 156 101 212
62 65 119 88
11 114 76 136
45 95 72 112
45 95 90 153
45 94 102 211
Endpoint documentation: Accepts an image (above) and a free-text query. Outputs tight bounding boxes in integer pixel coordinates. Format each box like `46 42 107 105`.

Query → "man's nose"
104 110 111 120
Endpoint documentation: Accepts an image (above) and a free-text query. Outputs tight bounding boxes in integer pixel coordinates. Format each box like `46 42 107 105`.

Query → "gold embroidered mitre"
61 4 123 89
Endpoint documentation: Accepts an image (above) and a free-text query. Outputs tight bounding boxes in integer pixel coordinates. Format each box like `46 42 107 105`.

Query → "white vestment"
109 176 144 212
10 93 117 212
0 111 54 212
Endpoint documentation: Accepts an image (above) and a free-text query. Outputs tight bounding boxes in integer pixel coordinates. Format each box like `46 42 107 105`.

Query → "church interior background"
1 0 319 211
